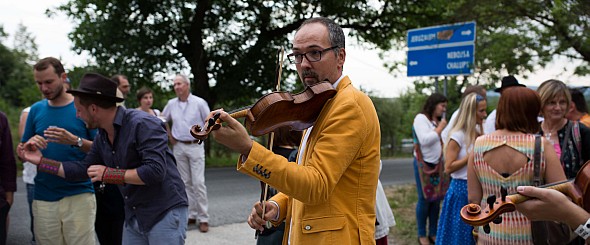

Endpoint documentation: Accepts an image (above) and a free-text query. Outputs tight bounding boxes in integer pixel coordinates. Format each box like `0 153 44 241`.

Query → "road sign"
407 44 475 77
407 21 476 77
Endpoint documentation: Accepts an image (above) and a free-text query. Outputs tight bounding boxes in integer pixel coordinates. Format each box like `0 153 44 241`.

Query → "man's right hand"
209 110 253 156
25 135 48 150
17 141 43 165
247 201 278 232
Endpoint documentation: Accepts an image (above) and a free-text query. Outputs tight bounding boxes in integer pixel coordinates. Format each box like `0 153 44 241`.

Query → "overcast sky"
1 1 587 99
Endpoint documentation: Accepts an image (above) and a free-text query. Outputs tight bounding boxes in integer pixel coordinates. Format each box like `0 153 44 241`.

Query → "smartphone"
437 112 446 122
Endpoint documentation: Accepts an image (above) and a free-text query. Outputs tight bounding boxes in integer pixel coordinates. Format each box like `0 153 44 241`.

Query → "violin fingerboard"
508 182 572 204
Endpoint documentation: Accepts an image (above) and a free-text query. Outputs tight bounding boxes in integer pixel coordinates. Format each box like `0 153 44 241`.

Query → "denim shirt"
63 107 188 232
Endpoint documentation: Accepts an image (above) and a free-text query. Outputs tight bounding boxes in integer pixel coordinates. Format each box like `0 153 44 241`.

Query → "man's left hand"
87 165 107 183
44 126 77 145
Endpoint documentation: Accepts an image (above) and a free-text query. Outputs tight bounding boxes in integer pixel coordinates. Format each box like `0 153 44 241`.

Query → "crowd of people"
412 76 590 244
0 15 589 245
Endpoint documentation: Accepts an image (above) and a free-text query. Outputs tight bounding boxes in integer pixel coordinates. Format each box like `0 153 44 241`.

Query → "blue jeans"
26 184 35 243
122 206 188 244
413 158 440 237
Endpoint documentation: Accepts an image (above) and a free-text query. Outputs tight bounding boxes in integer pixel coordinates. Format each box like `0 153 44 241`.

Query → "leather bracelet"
102 167 126 185
38 157 61 175
575 217 590 240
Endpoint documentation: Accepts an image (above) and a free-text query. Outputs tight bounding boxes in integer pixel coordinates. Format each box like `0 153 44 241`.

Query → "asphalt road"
7 158 414 244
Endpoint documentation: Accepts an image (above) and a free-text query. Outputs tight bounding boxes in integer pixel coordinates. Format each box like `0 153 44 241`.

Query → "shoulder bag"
412 127 449 202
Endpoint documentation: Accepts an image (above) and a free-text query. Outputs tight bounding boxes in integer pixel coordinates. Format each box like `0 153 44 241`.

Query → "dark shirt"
540 120 590 179
0 112 17 208
63 107 187 232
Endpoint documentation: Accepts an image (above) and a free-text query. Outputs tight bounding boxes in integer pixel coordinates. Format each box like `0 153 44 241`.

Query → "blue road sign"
406 21 476 77
407 44 474 77
407 21 476 49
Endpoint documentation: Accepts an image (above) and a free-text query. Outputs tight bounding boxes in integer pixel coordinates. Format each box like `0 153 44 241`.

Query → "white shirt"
442 109 460 142
484 109 497 134
21 107 37 185
162 94 210 141
375 161 395 239
448 130 469 180
413 113 442 163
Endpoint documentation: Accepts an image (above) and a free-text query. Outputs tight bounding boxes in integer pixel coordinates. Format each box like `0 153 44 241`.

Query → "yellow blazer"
238 76 381 244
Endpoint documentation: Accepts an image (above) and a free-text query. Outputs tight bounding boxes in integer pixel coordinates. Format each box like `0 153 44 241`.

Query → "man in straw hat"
19 72 189 244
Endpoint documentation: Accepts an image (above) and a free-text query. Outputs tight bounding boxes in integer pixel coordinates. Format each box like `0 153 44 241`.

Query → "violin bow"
256 47 285 238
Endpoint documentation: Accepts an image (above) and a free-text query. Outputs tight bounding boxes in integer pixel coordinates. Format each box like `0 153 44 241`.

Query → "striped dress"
472 134 543 245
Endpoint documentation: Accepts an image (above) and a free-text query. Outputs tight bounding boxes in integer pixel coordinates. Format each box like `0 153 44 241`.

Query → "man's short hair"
570 88 589 113
298 17 345 56
176 74 191 86
34 57 65 75
111 74 128 85
462 85 486 99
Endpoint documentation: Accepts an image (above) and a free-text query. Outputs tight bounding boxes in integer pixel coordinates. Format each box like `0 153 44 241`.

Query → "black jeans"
0 203 10 245
95 183 125 245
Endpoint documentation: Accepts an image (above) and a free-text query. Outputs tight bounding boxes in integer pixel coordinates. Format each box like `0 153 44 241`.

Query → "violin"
460 160 590 232
190 81 337 143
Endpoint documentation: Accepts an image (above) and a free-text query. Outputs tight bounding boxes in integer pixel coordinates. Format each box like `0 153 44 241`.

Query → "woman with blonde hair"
537 79 590 179
437 93 486 244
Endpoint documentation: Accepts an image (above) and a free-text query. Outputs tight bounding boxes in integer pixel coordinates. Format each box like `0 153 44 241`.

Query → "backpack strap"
533 135 542 187
572 121 582 165
559 121 573 165
412 126 424 163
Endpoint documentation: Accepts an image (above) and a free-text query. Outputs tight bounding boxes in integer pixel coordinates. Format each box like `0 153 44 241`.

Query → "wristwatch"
74 137 83 148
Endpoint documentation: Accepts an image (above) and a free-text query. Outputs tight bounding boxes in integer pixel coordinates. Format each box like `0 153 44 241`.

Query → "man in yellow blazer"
209 17 381 244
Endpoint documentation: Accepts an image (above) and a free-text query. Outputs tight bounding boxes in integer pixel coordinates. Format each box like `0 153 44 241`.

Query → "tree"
51 0 447 108
0 24 39 107
382 0 590 89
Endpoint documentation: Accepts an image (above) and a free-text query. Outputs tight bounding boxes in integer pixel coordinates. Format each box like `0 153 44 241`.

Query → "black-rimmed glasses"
287 46 338 64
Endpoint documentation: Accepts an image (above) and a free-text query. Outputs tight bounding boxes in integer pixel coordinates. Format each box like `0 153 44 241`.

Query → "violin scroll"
460 189 516 228
190 112 221 143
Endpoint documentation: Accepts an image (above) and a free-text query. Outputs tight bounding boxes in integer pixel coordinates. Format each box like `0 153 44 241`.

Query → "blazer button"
304 225 311 230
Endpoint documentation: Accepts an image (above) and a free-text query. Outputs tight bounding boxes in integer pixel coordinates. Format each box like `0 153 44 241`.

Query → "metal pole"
443 76 448 97
435 77 439 93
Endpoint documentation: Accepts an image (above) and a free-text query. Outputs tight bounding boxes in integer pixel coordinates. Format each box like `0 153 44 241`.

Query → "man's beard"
45 84 64 101
301 69 319 85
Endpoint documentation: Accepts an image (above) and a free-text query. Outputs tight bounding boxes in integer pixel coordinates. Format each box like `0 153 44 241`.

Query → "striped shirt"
472 134 542 244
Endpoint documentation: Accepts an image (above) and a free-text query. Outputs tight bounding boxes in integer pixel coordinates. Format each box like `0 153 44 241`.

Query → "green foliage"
382 0 590 86
371 96 402 156
388 184 420 244
0 24 39 107
49 0 458 109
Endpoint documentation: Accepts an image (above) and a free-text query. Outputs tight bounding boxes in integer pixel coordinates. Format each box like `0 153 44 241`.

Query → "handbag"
530 135 576 244
412 127 449 202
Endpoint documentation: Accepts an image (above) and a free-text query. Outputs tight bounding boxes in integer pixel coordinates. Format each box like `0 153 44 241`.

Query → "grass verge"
385 184 419 245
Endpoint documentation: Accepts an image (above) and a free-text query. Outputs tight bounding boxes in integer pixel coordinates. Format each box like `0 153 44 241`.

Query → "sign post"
406 21 476 77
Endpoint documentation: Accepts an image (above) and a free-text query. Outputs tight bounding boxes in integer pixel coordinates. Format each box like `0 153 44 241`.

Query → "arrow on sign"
409 61 418 66
461 30 472 36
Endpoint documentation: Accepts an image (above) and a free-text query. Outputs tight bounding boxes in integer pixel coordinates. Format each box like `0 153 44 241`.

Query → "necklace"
542 120 563 140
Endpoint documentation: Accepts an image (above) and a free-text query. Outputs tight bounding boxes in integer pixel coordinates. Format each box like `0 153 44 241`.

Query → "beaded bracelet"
38 157 61 175
102 167 126 185
575 217 590 240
